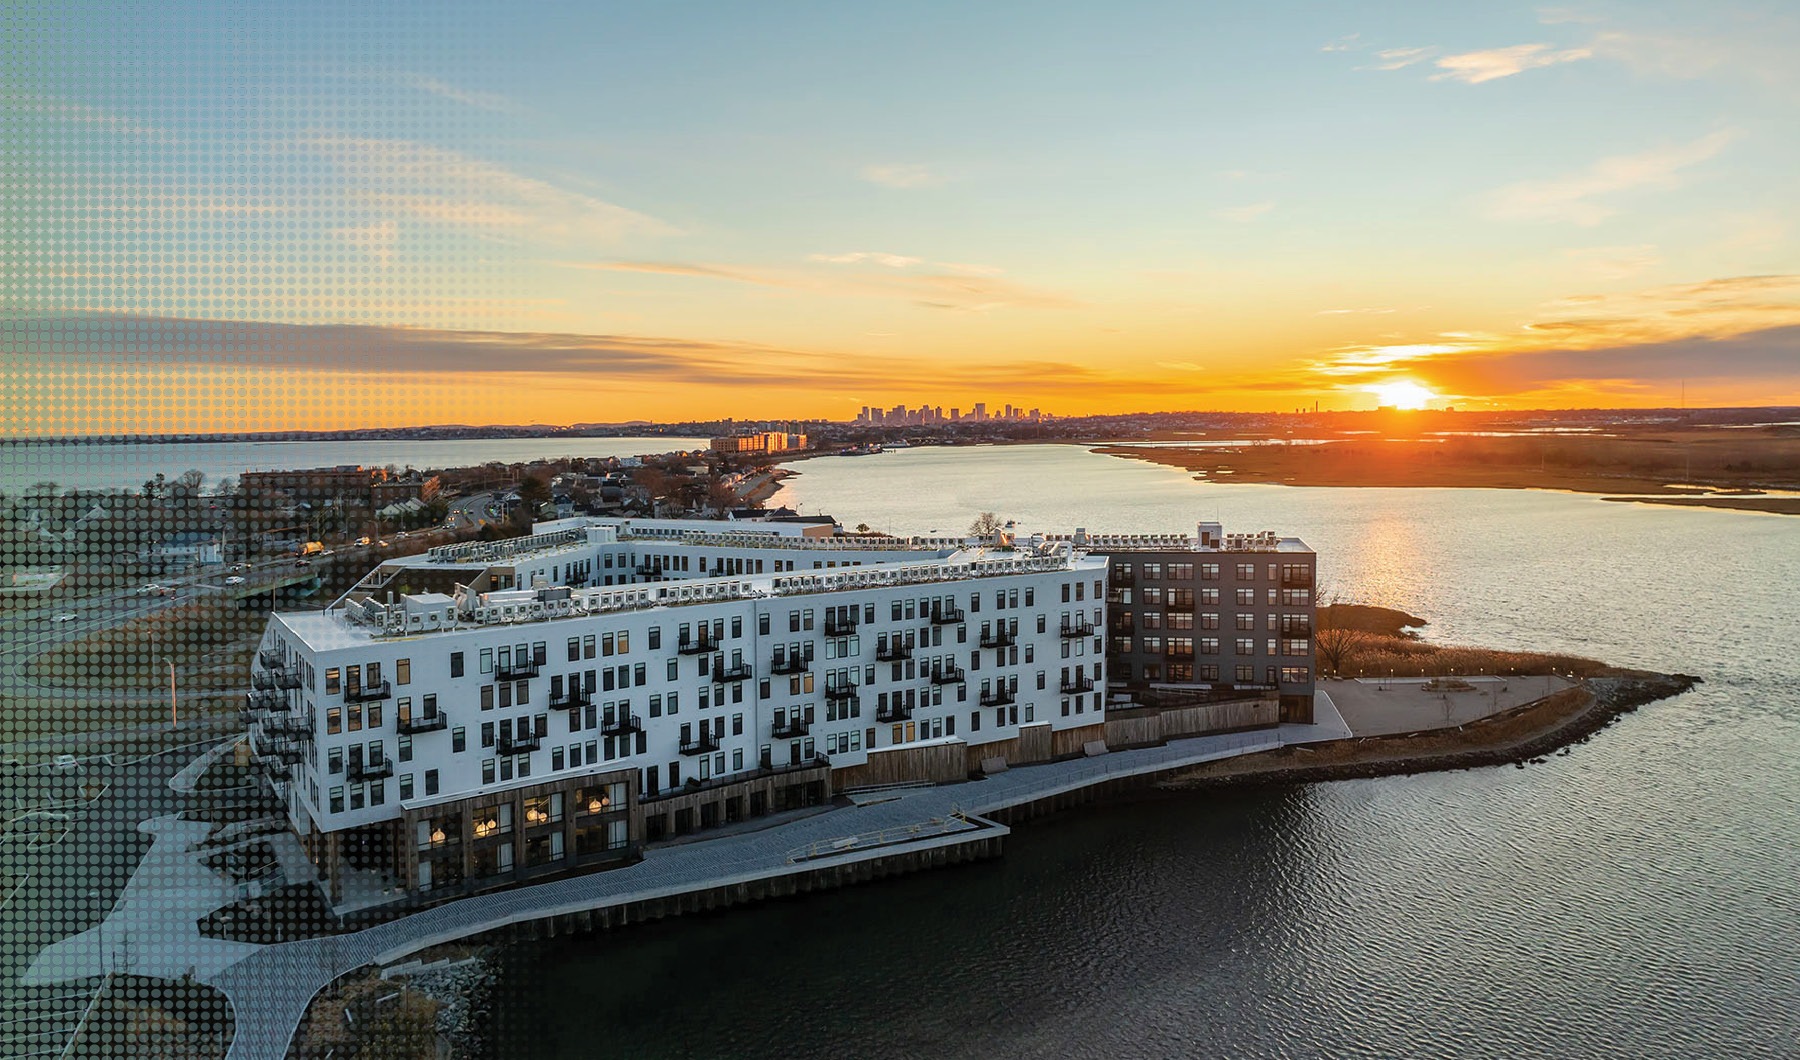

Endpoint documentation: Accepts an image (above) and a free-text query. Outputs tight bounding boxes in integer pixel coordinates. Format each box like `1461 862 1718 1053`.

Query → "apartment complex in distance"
709 432 808 455
247 517 1108 908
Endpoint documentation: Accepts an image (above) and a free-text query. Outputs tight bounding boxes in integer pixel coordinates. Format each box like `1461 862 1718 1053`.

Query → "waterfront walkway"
74 727 1279 1060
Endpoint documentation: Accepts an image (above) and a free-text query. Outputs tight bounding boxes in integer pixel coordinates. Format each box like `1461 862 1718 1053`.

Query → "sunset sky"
6 0 1800 433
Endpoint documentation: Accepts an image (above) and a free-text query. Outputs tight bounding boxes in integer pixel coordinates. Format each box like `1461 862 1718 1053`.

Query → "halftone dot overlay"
2 3 553 1055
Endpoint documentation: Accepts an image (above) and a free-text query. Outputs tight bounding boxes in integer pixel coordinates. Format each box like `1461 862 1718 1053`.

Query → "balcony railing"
496 659 541 681
1060 675 1095 695
1060 621 1096 638
246 689 284 712
601 711 643 737
770 716 810 739
876 642 913 662
633 565 661 578
677 637 720 655
979 688 1016 707
929 605 966 625
875 701 913 723
715 662 754 682
498 730 541 755
824 682 858 702
979 629 1017 649
276 671 303 690
398 712 448 735
550 686 594 711
679 734 721 756
257 649 283 669
769 655 810 675
643 754 828 803
347 758 394 782
929 664 966 685
344 680 392 703
824 615 859 636
251 671 277 691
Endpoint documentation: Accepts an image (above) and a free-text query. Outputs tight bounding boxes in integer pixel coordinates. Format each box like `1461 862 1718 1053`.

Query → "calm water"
490 444 1800 1059
0 437 707 493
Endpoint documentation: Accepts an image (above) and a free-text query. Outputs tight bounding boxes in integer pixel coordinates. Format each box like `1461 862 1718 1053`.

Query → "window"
1236 588 1256 605
568 638 580 662
452 727 466 753
1169 563 1193 580
398 734 412 763
425 768 439 796
480 648 493 674
347 704 362 732
481 722 495 748
327 748 343 774
1281 666 1311 684
1236 638 1256 656
395 658 410 685
329 786 344 814
326 707 341 735
367 703 382 728
325 668 340 695
481 685 494 711
450 652 464 678
1201 563 1219 581
1236 664 1256 682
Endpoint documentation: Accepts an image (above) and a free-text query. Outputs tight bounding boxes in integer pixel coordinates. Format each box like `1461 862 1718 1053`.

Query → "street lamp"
163 659 178 729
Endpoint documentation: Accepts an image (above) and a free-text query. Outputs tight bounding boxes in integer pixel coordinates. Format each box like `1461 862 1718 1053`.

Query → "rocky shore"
1160 670 1700 791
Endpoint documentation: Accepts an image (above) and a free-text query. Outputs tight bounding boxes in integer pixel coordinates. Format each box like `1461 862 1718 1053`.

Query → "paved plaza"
1323 674 1575 736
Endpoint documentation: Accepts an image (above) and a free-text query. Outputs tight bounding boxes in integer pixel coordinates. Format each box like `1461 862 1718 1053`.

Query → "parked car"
139 583 163 594
52 754 81 771
53 613 77 623
224 576 245 585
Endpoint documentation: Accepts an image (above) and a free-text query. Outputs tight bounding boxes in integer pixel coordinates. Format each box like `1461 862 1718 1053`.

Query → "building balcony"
633 565 661 579
1060 621 1096 638
876 701 913 723
929 664 966 685
257 649 284 669
876 642 913 662
601 711 642 737
824 615 859 636
549 686 593 711
824 682 858 702
246 689 284 712
498 730 541 755
347 758 394 783
929 605 966 625
276 671 303 690
979 630 1017 649
398 712 448 735
769 655 810 676
496 659 541 681
251 671 278 691
979 688 1016 708
345 680 392 703
715 662 754 682
678 734 720 756
677 637 719 655
1060 674 1095 695
263 712 312 741
770 716 810 739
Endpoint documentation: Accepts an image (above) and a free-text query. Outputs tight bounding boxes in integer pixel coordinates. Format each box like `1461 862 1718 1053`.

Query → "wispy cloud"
299 134 672 244
330 220 398 265
553 258 1077 312
860 163 940 189
1320 33 1362 53
1215 201 1275 223
1154 361 1207 372
1316 306 1400 316
395 72 514 113
1359 47 1435 71
1486 130 1736 225
808 252 924 267
1563 244 1662 280
9 94 172 140
1431 42 1594 83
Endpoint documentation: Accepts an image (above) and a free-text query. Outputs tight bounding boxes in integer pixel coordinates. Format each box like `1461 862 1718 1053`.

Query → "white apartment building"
247 518 1110 908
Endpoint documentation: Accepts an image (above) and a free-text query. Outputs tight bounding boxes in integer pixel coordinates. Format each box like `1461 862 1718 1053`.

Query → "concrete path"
24 816 261 983
1281 689 1354 745
1325 675 1573 735
166 737 240 794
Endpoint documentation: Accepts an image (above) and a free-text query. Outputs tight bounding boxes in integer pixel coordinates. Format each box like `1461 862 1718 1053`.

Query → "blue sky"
6 0 1798 431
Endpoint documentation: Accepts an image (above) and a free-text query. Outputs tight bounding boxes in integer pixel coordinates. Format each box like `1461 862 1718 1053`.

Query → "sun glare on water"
1368 380 1437 410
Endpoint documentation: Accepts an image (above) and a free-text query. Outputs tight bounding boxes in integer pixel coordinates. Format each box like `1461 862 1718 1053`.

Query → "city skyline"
7 1 1800 435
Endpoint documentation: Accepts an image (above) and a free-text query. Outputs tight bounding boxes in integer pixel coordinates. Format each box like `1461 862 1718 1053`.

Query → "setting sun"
1368 380 1437 410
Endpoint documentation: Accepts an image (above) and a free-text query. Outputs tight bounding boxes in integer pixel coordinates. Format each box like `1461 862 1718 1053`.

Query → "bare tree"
1313 595 1369 676
968 511 1003 538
